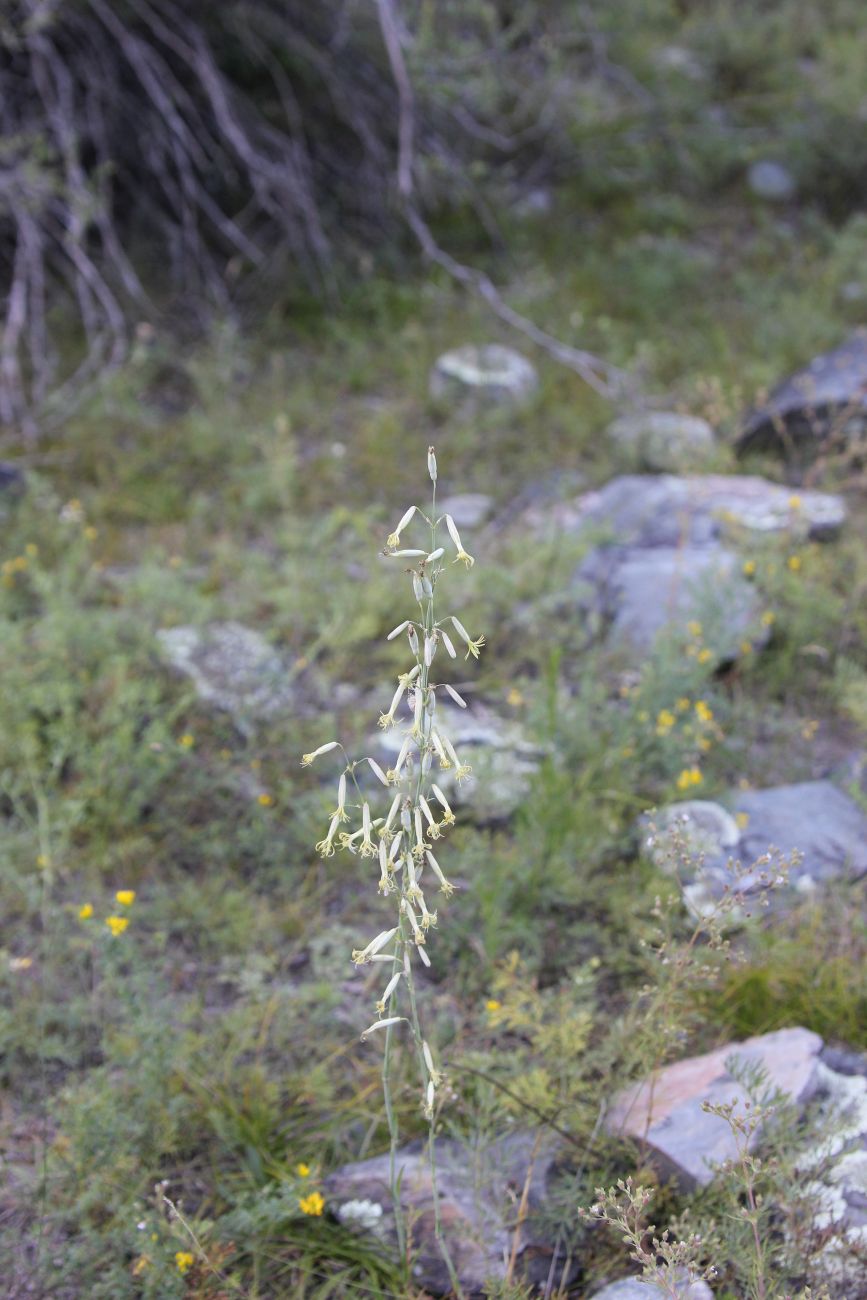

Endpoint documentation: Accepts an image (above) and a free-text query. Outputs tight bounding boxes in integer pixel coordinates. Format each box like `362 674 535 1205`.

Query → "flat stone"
737 330 867 459
526 474 845 545
325 1132 563 1295
591 1280 713 1300
747 160 796 202
372 699 542 821
157 622 310 723
607 412 715 471
429 344 538 410
576 543 763 659
439 493 493 529
605 1028 823 1190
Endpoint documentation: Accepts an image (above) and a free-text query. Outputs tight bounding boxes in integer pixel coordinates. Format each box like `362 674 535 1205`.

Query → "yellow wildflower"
656 709 676 734
36 854 49 869
299 1191 325 1216
687 620 703 638
296 1163 311 1178
695 700 713 723
485 999 501 1013
83 526 98 541
801 719 819 741
175 1251 194 1274
179 733 195 748
105 915 129 936
132 1255 150 1276
788 494 802 510
697 647 713 664
740 640 753 656
9 957 32 971
506 687 524 708
742 559 756 577
735 812 750 830
787 555 802 572
761 610 775 627
115 890 136 906
257 792 274 807
78 903 94 920
676 767 703 791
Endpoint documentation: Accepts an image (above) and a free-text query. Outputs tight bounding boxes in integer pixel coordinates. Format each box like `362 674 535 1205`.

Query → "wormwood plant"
302 446 484 1293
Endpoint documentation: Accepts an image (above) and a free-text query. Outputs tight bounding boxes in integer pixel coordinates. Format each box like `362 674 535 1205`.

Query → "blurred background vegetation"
3 1 867 1296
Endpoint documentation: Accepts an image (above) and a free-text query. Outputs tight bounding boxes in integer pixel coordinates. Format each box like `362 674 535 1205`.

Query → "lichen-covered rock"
605 1028 824 1190
737 330 867 460
524 474 846 545
324 1132 563 1295
156 622 312 724
429 344 538 410
606 412 716 471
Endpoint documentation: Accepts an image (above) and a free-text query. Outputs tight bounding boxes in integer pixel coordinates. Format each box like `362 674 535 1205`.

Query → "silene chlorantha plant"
301 447 483 1275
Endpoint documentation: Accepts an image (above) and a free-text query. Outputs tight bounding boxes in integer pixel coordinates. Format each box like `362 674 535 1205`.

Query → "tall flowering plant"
302 446 484 1288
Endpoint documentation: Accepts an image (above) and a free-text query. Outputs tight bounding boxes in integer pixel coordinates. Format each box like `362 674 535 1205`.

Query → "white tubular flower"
445 515 474 568
419 796 441 840
375 970 402 1015
424 1079 436 1118
412 574 424 603
391 736 412 779
426 849 455 898
398 664 421 688
426 547 444 562
407 625 419 656
451 616 485 659
428 446 437 482
442 733 472 783
387 620 411 641
339 825 364 852
359 803 377 858
388 830 403 862
352 927 398 965
332 772 349 822
424 634 437 667
315 814 341 858
377 839 392 895
444 683 467 709
384 794 401 832
378 679 407 729
413 807 426 859
367 757 390 787
405 855 423 904
431 784 456 826
401 897 425 946
418 894 437 930
301 741 339 767
361 1016 405 1041
431 729 451 769
423 1040 443 1087
441 630 457 658
386 506 416 550
416 943 431 967
411 686 424 739
388 549 426 558
369 952 398 963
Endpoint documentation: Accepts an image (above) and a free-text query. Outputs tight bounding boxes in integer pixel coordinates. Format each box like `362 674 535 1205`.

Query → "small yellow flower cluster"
676 766 703 792
1 554 30 587
683 620 713 664
175 1250 194 1274
78 889 136 935
299 1191 324 1216
801 719 819 741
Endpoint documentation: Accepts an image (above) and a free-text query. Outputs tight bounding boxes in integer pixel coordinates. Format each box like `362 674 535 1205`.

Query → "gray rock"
645 800 740 871
576 543 763 660
156 622 311 724
607 412 715 471
325 1132 563 1295
605 1027 823 1190
737 330 867 459
429 344 538 410
591 1279 712 1300
649 781 867 914
439 493 493 529
526 474 846 545
372 699 542 821
748 160 797 202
